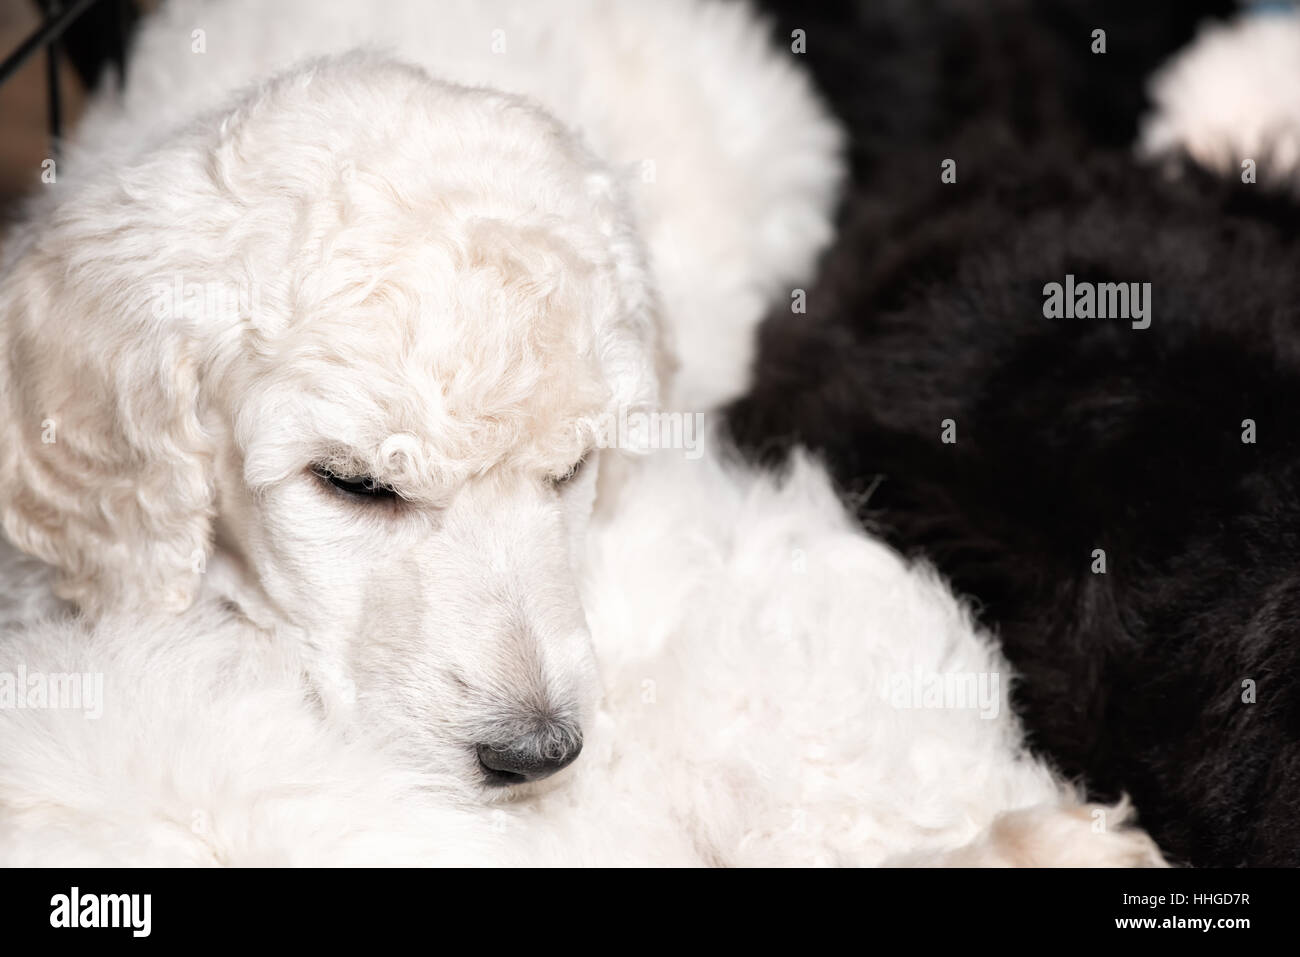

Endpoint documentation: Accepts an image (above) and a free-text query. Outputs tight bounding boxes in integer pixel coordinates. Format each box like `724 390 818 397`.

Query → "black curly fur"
729 0 1300 866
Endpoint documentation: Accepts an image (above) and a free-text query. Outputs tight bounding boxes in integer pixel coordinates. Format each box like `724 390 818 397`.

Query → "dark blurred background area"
0 0 143 210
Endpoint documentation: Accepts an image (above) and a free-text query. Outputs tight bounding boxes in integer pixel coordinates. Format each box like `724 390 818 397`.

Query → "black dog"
730 0 1300 865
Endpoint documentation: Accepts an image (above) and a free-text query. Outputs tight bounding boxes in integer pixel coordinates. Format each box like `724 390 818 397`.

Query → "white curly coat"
0 440 1166 865
0 0 1166 864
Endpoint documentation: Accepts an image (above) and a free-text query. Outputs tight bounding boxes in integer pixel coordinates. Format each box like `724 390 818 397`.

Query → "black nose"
476 729 583 786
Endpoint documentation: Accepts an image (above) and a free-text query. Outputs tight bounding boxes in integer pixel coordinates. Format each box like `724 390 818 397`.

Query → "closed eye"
550 454 589 487
311 465 398 501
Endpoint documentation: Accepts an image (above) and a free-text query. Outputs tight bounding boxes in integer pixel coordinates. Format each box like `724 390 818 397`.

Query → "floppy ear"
581 167 675 410
578 167 677 515
0 241 215 616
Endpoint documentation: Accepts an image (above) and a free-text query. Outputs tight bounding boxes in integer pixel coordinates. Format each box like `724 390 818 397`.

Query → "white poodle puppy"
62 0 843 409
0 0 1163 864
2 56 650 787
1140 7 1300 187
0 437 1166 866
0 1 838 793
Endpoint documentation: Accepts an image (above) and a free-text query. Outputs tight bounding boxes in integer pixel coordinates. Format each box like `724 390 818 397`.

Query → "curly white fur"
0 440 1166 866
1 0 842 794
62 0 844 410
1140 9 1300 187
0 0 1165 865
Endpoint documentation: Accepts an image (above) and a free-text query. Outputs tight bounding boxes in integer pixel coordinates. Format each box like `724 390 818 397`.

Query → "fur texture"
1 0 839 797
753 0 1235 186
60 0 844 410
730 2 1300 865
2 56 647 785
0 440 1165 866
1141 9 1300 188
0 0 1171 866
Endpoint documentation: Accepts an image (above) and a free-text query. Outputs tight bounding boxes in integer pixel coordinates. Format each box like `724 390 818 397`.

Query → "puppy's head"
0 55 661 792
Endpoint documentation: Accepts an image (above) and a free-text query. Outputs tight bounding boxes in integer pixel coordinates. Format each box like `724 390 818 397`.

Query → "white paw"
905 800 1169 867
1139 12 1300 188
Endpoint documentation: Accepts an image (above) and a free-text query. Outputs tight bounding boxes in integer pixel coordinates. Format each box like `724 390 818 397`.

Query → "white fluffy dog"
62 0 844 409
3 55 645 786
1 0 838 793
0 0 1165 864
0 438 1166 866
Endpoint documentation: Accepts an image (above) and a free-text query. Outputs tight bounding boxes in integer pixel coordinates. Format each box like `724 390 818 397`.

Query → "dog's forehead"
253 262 611 489
207 59 654 484
311 219 609 382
